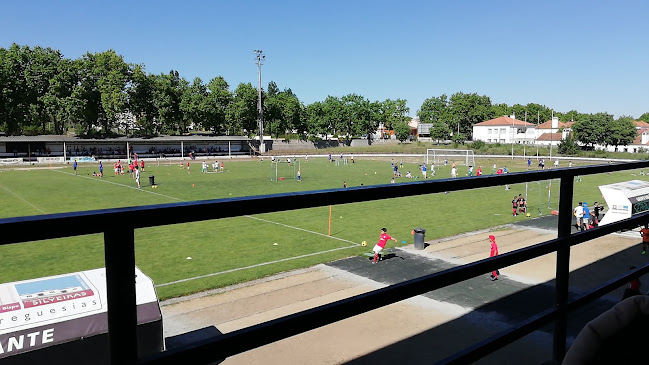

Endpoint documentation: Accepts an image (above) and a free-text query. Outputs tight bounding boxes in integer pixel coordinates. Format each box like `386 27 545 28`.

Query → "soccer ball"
361 241 367 247
526 213 531 217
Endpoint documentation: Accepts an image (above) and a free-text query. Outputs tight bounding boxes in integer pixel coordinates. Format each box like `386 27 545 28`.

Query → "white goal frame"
426 149 475 166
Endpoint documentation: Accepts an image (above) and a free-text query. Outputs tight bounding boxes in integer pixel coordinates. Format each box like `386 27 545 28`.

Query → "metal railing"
2 160 649 364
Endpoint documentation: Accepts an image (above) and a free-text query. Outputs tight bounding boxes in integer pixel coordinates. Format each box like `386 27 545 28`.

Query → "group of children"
180 160 224 174
511 194 527 216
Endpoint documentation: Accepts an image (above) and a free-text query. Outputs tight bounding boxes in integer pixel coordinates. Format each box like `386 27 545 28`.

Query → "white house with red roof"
534 116 574 146
472 115 536 144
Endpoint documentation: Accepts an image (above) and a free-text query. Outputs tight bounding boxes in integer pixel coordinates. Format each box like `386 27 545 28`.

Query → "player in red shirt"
476 166 482 176
372 227 397 264
187 162 191 174
489 235 499 281
640 224 649 255
140 159 145 172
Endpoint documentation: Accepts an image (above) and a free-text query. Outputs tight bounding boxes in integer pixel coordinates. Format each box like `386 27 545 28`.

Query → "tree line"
2 44 647 147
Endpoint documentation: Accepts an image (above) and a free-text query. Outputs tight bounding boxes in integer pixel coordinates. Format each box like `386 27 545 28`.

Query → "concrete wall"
268 139 370 151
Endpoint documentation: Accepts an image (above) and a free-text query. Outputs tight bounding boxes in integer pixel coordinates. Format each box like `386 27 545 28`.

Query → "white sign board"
0 267 159 358
598 180 649 226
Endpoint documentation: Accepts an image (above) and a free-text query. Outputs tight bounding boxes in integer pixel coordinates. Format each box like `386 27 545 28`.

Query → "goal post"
269 160 299 181
426 149 475 167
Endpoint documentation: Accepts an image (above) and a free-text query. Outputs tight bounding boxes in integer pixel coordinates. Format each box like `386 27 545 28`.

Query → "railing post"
105 227 138 364
553 176 574 362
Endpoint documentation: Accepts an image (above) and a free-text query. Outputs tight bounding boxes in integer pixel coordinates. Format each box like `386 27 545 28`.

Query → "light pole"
254 50 265 154
511 112 515 159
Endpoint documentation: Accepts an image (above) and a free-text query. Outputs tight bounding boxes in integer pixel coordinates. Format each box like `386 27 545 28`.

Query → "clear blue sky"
2 0 647 119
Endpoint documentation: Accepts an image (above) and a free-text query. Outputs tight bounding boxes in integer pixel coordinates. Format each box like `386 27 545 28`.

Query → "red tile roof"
536 133 563 141
634 120 649 128
537 120 575 129
475 116 535 127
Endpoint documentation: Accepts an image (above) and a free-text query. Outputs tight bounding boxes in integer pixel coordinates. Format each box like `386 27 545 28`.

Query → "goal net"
270 159 300 181
426 149 475 167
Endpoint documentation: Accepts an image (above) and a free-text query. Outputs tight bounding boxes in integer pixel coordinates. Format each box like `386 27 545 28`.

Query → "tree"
153 70 187 134
446 92 492 139
128 66 159 135
572 113 612 147
638 112 649 123
430 122 451 143
180 77 208 132
392 120 411 142
206 76 232 133
557 133 579 154
605 116 637 150
226 83 257 136
418 94 448 124
489 103 511 119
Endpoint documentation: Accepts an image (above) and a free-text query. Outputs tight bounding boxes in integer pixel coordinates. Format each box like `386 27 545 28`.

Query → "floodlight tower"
255 50 266 153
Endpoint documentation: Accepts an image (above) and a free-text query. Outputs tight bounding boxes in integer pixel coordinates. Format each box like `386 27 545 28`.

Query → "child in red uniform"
489 235 499 281
372 228 397 264
641 224 649 255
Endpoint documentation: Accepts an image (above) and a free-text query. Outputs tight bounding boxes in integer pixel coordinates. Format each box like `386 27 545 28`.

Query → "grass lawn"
0 156 643 299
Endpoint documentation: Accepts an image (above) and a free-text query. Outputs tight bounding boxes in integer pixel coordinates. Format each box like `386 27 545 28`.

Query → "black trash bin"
413 228 426 250
149 175 155 186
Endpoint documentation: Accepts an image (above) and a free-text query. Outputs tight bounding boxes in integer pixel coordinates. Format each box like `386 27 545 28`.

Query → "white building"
472 115 536 144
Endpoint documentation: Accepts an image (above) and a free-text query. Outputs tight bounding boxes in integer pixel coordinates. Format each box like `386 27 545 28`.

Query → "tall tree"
572 112 613 147
446 92 492 140
226 82 257 136
128 66 159 135
638 112 649 122
206 76 232 134
605 116 637 149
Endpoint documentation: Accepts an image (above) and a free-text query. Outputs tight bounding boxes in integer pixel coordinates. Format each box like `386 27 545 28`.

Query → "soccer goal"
270 160 300 181
426 149 475 167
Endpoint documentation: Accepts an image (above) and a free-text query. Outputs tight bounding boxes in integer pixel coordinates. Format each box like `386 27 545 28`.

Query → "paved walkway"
161 218 646 364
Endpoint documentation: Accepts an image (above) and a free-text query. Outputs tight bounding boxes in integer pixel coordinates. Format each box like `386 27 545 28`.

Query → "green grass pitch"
0 157 639 299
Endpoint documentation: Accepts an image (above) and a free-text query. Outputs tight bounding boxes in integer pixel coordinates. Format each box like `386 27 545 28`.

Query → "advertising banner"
0 158 22 165
0 267 160 359
37 157 64 164
69 156 96 163
599 180 649 226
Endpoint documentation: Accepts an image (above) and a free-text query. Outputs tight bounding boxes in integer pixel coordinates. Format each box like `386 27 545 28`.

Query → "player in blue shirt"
582 203 591 231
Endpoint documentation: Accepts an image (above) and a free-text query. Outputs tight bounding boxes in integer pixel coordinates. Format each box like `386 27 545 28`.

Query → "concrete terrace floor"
161 216 647 364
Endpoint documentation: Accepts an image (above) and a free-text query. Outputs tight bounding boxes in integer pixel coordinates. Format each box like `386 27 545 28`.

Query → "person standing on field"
135 166 141 188
574 202 584 231
73 159 78 175
372 227 398 264
640 224 649 255
489 235 499 281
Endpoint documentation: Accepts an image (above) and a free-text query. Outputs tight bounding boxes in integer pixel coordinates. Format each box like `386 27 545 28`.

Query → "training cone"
192 184 195 187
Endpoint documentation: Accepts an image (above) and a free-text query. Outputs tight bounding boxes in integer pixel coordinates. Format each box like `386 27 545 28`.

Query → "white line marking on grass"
155 244 359 287
244 215 359 245
52 169 362 288
0 184 47 214
52 170 183 201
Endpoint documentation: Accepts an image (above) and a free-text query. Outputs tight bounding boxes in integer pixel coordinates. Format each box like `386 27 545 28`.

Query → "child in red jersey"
372 228 397 264
489 235 499 281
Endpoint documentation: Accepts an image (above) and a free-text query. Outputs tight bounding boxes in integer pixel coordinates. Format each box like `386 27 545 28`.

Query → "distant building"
472 115 536 144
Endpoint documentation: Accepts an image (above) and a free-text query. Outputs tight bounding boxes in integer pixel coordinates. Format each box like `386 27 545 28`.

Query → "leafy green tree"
153 70 187 134
557 133 579 154
226 82 257 136
572 112 612 147
381 99 409 131
430 121 451 143
206 76 232 133
605 116 637 149
305 101 328 138
128 66 159 135
180 77 209 132
490 103 511 119
418 94 448 123
392 120 411 142
446 92 491 139
638 112 649 122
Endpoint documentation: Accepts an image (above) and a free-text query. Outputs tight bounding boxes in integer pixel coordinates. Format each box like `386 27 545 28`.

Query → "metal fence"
3 160 649 364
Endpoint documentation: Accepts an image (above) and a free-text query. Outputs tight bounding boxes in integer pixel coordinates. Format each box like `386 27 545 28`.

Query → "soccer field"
0 156 639 299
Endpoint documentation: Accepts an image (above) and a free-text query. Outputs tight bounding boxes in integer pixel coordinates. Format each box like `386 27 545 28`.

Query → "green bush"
470 140 486 150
